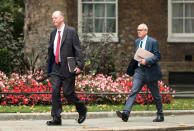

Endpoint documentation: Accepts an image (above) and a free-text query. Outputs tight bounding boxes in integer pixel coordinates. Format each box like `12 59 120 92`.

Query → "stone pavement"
0 110 194 131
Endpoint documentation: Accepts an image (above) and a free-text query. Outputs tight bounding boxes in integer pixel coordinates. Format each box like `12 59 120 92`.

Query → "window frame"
168 0 194 43
78 0 118 42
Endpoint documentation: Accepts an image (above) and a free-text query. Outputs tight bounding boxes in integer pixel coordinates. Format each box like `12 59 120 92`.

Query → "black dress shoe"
78 108 87 124
153 115 164 122
78 115 86 124
116 110 129 122
46 119 62 126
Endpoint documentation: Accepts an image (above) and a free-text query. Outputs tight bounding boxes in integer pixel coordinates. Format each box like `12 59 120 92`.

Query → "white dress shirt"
54 24 65 62
138 35 148 66
139 35 147 49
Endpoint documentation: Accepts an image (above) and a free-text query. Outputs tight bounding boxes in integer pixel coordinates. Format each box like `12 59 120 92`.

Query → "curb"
1 126 194 131
0 110 194 120
0 111 194 131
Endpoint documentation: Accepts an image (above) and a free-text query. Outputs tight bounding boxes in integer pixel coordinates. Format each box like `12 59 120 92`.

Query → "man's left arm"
72 29 84 73
145 40 161 65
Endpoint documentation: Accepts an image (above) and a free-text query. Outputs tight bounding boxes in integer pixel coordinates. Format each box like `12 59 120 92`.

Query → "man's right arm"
47 33 54 77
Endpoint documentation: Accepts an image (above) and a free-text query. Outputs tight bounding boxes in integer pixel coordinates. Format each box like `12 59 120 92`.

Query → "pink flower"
0 71 174 105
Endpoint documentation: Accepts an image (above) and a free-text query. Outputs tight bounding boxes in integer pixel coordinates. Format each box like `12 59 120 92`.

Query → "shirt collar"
141 35 148 43
57 24 65 32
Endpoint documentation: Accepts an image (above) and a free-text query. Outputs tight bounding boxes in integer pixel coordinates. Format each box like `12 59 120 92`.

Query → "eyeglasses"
137 29 144 32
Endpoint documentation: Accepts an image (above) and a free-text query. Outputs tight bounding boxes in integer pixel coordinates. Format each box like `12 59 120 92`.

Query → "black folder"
67 57 76 73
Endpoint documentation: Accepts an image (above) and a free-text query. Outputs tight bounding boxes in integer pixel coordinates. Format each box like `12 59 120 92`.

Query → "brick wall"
24 0 194 86
24 0 68 70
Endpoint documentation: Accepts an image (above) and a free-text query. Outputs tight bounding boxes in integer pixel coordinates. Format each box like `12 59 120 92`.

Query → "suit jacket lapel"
51 29 57 48
145 36 150 51
136 36 151 51
136 39 141 50
61 25 68 47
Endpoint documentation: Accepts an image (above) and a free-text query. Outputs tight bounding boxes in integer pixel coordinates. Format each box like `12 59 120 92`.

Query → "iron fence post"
146 87 149 110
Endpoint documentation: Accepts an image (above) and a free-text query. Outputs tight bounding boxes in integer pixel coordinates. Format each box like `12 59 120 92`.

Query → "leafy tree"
0 48 11 73
0 0 25 73
0 0 24 38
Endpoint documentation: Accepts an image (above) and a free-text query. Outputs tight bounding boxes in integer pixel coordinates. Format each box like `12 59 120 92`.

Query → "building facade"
24 0 194 90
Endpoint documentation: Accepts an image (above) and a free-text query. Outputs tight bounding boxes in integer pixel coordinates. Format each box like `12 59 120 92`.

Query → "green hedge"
0 48 11 73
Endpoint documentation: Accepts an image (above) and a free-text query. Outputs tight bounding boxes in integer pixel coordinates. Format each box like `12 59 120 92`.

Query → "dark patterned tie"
140 40 143 48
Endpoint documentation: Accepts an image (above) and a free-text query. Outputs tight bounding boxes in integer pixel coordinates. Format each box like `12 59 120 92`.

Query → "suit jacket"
126 36 162 82
47 25 84 78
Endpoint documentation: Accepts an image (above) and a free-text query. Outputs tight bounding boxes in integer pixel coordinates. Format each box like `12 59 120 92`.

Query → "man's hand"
140 59 146 65
74 67 82 74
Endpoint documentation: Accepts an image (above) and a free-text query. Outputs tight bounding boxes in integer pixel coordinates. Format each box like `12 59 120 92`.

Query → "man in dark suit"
116 23 164 122
46 11 87 126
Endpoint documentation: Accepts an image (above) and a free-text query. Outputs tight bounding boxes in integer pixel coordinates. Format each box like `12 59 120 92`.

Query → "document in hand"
67 57 76 73
134 48 154 62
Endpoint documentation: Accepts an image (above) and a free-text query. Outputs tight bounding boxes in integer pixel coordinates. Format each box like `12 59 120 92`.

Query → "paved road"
0 111 194 131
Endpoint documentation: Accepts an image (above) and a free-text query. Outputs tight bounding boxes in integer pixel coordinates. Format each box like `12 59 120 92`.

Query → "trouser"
123 68 163 116
50 74 86 120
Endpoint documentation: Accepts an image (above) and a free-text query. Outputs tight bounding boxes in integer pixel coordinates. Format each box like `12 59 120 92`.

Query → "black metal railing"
1 91 193 110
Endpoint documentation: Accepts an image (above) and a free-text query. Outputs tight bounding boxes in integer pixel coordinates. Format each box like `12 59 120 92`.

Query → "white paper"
134 48 154 62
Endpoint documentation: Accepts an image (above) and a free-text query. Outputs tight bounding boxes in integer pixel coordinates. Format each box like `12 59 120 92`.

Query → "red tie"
55 31 61 64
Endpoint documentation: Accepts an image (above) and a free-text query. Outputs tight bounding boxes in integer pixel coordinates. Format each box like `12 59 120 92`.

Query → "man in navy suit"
116 23 164 122
46 11 87 126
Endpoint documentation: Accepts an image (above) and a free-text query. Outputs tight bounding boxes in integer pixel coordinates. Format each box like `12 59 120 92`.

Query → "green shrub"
0 48 11 73
0 1 25 73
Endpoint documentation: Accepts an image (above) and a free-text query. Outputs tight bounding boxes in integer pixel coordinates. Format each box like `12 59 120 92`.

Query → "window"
169 72 194 85
78 0 118 42
168 0 194 42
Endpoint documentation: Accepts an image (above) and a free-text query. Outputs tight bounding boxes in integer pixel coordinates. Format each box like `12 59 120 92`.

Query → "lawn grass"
0 98 193 113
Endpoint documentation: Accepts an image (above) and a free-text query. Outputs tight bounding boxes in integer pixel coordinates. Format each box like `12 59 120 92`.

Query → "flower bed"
0 71 52 105
0 71 175 105
75 73 175 104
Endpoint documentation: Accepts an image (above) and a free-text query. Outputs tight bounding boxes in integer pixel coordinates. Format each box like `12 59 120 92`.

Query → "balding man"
47 11 87 126
116 24 164 122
